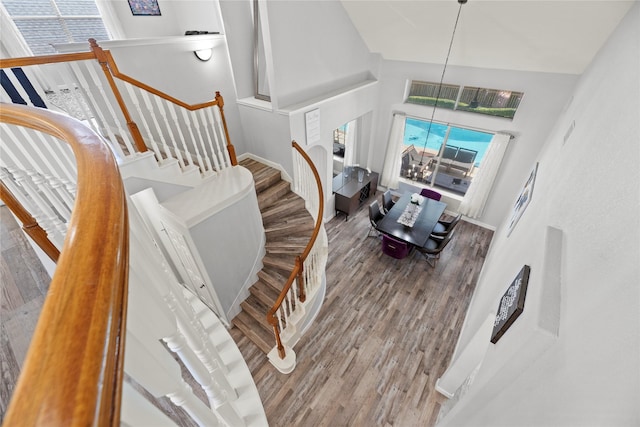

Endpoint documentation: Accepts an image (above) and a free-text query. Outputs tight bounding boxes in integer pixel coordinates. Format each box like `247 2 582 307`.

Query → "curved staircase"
232 158 315 354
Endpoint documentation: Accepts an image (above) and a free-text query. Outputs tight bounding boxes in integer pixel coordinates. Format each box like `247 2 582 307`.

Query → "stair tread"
233 158 315 355
250 280 281 307
231 311 274 354
257 180 291 211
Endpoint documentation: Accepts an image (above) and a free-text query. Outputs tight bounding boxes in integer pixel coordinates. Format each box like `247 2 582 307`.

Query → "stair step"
265 239 309 254
262 202 308 226
257 180 291 211
232 158 314 356
261 193 305 220
258 268 290 293
264 215 314 235
240 159 282 193
231 311 274 355
250 280 281 308
263 253 296 274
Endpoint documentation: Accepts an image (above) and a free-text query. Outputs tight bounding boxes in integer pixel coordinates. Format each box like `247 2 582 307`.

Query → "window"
401 117 493 196
406 81 460 109
253 0 270 101
406 80 524 120
456 86 523 118
1 0 111 55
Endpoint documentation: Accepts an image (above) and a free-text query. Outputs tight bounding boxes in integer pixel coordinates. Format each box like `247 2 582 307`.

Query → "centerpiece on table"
409 192 424 214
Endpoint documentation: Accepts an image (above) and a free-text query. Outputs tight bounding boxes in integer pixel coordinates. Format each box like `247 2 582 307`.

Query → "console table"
332 167 379 220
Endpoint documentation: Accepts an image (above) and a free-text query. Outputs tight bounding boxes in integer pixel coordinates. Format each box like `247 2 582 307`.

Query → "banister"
0 180 60 262
1 103 129 426
88 39 237 165
266 140 324 360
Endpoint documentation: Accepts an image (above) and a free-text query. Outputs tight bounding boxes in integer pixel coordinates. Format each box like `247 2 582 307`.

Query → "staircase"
232 158 315 354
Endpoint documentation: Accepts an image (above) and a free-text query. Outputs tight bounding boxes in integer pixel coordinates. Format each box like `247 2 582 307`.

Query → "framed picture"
128 0 161 16
305 109 320 145
490 265 531 344
507 162 538 236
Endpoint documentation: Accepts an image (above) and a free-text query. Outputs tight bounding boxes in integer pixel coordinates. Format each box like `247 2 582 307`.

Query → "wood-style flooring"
0 192 494 426
0 205 51 420
230 198 494 426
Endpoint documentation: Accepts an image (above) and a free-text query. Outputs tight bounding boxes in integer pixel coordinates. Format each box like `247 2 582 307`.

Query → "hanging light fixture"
418 0 468 168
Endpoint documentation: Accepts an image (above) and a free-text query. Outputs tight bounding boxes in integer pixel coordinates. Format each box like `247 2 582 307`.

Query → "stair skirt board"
226 233 267 322
237 152 293 184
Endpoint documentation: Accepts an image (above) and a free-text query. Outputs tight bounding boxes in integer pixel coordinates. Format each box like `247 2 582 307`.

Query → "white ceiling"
341 0 635 74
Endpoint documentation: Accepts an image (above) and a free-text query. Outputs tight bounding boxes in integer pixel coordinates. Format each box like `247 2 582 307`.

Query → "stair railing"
266 141 325 367
0 103 129 426
0 40 237 178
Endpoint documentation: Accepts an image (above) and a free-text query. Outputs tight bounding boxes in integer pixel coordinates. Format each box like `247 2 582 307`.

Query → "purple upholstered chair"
420 188 442 201
381 234 411 259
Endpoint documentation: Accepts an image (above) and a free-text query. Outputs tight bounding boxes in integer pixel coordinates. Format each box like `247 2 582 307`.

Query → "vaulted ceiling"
341 0 635 74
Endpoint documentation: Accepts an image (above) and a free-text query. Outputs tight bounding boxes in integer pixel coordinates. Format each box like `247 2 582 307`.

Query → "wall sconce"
194 48 212 62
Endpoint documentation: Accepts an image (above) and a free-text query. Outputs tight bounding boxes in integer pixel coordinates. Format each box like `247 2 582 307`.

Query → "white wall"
105 0 224 39
439 3 640 425
371 60 578 228
264 0 375 108
286 81 380 220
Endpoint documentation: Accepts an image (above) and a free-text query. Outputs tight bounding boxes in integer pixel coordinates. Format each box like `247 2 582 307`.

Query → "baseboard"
237 152 292 183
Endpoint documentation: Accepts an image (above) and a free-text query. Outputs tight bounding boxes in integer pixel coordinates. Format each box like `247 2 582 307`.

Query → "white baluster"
167 104 194 167
124 85 163 161
139 90 172 164
163 332 244 427
69 62 132 158
190 109 214 174
179 109 205 174
3 168 65 248
165 292 230 375
207 106 229 170
46 175 75 214
197 109 220 172
125 333 222 427
152 96 185 168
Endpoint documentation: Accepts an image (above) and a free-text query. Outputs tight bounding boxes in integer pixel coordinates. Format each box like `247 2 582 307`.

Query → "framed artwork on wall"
305 109 320 145
128 0 161 16
507 162 538 236
491 265 531 344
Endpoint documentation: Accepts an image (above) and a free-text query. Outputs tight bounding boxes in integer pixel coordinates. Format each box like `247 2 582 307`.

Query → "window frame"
406 80 524 120
1 0 115 56
400 116 495 197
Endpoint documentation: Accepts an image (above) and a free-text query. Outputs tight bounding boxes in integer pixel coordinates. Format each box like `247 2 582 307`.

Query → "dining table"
375 192 447 248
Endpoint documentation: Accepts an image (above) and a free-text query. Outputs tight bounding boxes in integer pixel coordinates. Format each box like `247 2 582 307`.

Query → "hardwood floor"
0 206 51 420
230 197 494 426
0 192 493 426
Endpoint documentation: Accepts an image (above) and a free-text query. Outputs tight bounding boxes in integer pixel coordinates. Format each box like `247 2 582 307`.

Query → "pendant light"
418 0 468 167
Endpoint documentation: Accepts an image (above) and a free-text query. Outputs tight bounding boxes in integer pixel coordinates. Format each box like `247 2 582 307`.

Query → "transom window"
406 80 524 120
401 117 493 196
1 0 111 55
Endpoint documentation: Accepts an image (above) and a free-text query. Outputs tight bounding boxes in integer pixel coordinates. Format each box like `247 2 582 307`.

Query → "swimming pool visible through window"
401 118 493 196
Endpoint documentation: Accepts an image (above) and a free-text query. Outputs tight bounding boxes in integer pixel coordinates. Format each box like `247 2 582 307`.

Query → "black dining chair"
368 199 385 237
382 189 395 213
416 229 456 267
432 213 462 237
420 188 442 201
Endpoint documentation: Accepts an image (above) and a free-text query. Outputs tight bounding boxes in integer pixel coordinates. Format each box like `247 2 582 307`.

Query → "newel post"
214 91 237 166
295 256 306 303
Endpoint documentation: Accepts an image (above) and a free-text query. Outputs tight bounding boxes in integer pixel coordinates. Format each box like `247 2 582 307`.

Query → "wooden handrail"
88 39 237 165
0 52 96 68
0 181 60 262
266 140 324 359
1 103 129 426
